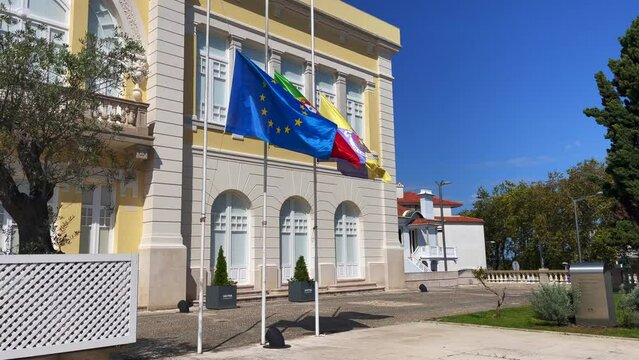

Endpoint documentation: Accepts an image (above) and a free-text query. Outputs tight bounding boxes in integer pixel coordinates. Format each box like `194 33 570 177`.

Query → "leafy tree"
212 247 234 286
291 256 311 282
0 13 143 253
584 16 639 252
463 160 616 269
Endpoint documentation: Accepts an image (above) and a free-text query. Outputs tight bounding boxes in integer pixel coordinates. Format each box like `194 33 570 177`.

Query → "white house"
397 186 487 272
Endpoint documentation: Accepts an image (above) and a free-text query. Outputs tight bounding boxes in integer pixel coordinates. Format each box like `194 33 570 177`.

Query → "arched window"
211 191 250 284
335 202 360 279
88 0 120 97
280 197 310 283
0 0 69 44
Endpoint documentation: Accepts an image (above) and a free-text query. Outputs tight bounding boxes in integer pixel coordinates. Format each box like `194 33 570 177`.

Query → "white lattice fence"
0 254 138 359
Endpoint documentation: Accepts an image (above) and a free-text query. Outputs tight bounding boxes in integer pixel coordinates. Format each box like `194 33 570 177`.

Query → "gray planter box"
288 280 315 302
206 285 237 309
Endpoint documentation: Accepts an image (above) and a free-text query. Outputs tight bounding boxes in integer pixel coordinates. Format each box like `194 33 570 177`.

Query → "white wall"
436 223 487 271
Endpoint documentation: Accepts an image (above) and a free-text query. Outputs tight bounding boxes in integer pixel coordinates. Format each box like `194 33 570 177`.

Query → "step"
235 282 383 301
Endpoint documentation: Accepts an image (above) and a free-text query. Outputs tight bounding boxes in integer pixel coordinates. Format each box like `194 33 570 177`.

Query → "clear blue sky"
344 0 639 210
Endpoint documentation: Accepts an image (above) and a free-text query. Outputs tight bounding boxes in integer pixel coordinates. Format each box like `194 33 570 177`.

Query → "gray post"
436 181 450 272
573 198 582 263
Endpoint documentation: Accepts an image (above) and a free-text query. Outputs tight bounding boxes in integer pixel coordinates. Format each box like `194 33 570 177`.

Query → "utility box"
570 262 617 327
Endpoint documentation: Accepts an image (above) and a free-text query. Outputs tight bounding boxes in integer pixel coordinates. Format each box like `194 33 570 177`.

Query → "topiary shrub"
212 246 234 286
618 286 639 328
530 284 580 325
290 256 312 282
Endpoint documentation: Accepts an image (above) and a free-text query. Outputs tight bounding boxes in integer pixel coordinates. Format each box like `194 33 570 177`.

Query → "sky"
343 0 639 210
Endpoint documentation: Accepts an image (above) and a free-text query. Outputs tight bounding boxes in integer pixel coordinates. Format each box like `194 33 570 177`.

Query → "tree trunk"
14 199 54 254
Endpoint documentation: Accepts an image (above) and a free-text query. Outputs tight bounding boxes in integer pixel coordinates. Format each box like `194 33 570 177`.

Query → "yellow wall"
57 174 145 255
114 172 145 254
69 0 89 53
58 187 82 254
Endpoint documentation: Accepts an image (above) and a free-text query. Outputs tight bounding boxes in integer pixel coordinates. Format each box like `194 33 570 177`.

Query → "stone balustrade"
485 269 571 285
95 94 148 131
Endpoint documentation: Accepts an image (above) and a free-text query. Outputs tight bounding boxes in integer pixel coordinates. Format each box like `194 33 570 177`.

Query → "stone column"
376 49 397 181
335 71 347 115
539 268 549 284
303 60 313 103
269 49 282 75
139 0 187 310
227 34 244 95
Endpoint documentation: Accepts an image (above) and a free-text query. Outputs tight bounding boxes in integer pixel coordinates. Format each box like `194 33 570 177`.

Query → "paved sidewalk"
121 287 533 358
178 322 639 360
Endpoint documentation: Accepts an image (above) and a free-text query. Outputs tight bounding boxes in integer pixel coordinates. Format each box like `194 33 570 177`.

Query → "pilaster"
336 71 347 116
303 61 313 102
269 49 282 75
139 0 187 310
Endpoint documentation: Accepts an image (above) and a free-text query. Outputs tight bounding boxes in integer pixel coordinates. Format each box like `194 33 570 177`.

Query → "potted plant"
206 247 237 309
288 256 315 302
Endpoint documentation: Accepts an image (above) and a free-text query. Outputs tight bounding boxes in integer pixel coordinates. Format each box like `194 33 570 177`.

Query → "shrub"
212 247 234 286
618 286 639 328
530 284 580 325
290 256 312 282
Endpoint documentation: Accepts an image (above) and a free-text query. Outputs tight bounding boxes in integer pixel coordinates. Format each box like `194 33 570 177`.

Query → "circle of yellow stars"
259 89 305 136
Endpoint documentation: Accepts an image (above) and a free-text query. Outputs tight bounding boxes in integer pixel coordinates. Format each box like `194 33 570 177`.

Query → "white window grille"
347 79 365 138
0 0 70 44
281 56 305 93
79 185 113 254
197 31 229 125
335 202 360 279
211 192 250 283
280 198 310 282
315 68 336 108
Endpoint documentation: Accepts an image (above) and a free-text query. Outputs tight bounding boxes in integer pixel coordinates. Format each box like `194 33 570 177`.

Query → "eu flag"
226 50 337 159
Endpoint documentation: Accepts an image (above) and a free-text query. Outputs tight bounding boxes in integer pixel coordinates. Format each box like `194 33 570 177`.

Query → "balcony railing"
95 94 150 140
414 245 457 259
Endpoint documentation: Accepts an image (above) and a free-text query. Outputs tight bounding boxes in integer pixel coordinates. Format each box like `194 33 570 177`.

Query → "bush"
618 286 639 328
530 284 580 325
212 247 234 286
290 256 312 282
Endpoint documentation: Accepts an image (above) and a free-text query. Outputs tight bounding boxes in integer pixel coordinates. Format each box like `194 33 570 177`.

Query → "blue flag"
226 50 337 159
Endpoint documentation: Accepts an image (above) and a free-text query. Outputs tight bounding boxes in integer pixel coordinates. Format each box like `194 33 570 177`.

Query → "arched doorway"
280 197 310 283
211 191 250 284
335 202 360 279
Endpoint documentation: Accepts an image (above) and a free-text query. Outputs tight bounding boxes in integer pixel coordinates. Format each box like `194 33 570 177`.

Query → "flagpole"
197 0 211 354
260 0 270 346
310 0 320 337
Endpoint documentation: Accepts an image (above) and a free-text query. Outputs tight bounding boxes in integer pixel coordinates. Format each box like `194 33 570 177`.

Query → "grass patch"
440 306 639 339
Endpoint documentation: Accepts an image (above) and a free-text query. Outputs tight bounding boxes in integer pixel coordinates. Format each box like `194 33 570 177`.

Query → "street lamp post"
436 180 451 271
572 191 603 263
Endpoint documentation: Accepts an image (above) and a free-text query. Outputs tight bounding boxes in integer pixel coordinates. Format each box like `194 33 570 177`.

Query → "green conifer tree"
292 256 311 282
585 16 639 252
213 246 232 286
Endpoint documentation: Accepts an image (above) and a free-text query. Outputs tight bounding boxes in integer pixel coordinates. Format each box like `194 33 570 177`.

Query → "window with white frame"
211 191 250 284
0 0 69 44
79 185 113 254
197 31 228 125
315 68 336 108
335 202 360 279
0 203 17 254
281 56 304 93
280 197 310 283
346 79 365 138
242 42 266 70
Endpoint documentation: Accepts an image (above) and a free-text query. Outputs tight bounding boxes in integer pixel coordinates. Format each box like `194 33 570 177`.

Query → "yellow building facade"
0 0 402 310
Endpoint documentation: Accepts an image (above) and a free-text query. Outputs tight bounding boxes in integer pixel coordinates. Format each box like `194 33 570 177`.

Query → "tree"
0 13 144 253
462 160 616 269
212 247 233 286
291 256 311 282
584 16 639 252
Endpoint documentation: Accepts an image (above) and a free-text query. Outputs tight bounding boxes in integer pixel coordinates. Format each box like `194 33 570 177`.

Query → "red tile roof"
397 191 463 208
397 205 410 216
409 215 484 225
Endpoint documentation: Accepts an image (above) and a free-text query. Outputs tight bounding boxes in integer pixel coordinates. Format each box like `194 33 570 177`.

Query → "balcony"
413 245 457 260
95 94 153 156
